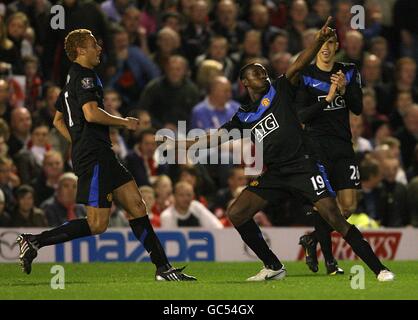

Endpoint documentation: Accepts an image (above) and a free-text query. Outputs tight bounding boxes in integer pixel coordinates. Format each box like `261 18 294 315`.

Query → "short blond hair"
64 29 93 62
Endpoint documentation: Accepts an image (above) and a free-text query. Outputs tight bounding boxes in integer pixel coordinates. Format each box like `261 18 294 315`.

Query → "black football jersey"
55 63 111 173
294 62 363 143
220 75 310 166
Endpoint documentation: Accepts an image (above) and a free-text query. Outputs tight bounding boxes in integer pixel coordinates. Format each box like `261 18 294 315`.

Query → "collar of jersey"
236 84 276 123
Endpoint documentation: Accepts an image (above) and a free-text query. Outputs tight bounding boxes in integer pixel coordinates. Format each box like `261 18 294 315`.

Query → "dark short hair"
359 158 380 181
239 63 266 81
15 184 35 200
137 127 156 144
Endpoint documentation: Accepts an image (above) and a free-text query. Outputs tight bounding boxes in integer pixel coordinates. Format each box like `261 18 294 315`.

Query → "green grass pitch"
0 261 417 300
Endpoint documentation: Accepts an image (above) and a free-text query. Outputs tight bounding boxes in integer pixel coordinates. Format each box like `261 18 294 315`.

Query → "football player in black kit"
165 17 394 281
16 29 196 281
295 32 363 276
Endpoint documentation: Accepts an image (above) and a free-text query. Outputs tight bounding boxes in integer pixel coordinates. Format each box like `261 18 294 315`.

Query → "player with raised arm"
164 17 394 282
16 29 196 281
296 32 362 275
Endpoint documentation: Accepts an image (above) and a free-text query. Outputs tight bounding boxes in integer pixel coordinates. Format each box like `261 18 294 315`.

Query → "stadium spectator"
0 156 19 213
361 88 387 140
160 181 223 228
182 0 211 64
103 88 123 118
356 157 382 222
195 59 224 95
369 36 394 84
389 90 414 132
211 0 250 54
41 172 86 227
249 4 281 57
308 0 332 29
350 113 373 154
0 119 10 158
0 79 12 124
120 6 150 55
23 55 42 112
270 52 292 78
376 57 418 115
139 185 160 227
139 55 200 128
14 122 50 184
33 85 61 128
191 76 239 130
407 177 418 227
31 150 64 206
139 0 165 35
395 105 418 169
8 107 32 158
195 36 235 81
210 166 247 224
125 128 168 187
231 30 263 79
123 109 152 148
361 54 382 88
0 188 12 227
178 165 212 207
108 202 130 227
152 174 174 216
6 11 31 73
334 0 353 48
106 27 160 106
336 30 365 68
0 18 18 74
379 157 409 227
268 30 289 59
406 145 418 182
101 0 131 23
151 27 181 71
286 0 309 55
11 184 47 227
109 127 128 160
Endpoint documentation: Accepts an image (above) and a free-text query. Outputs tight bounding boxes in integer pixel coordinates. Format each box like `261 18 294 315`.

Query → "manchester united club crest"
250 180 259 187
106 193 113 202
261 98 270 107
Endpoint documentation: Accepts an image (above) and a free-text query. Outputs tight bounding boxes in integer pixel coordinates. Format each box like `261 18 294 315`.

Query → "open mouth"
321 50 330 58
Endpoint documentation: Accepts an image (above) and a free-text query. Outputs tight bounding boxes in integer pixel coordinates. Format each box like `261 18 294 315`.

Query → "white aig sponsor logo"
252 113 279 142
318 95 346 111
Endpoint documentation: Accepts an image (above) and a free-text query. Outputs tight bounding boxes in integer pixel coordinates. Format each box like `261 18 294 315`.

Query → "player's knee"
88 219 109 235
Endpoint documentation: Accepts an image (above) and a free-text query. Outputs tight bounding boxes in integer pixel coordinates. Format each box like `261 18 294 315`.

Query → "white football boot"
247 265 286 281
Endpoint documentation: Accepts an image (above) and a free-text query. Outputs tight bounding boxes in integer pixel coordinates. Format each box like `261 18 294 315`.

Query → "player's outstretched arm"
53 111 72 143
286 16 334 85
82 101 138 129
162 131 223 151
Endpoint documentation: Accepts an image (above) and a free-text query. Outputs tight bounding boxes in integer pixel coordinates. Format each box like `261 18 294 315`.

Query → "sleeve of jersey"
54 92 63 112
76 71 101 107
344 67 363 115
219 114 242 133
294 81 328 124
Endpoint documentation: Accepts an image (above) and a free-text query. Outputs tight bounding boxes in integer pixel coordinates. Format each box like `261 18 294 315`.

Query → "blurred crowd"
0 0 417 229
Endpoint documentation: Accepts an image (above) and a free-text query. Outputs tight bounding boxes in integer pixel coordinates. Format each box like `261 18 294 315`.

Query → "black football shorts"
76 149 133 208
246 157 336 205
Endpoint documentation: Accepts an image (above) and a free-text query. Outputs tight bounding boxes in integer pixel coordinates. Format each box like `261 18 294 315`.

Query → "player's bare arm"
162 130 227 151
53 110 72 142
286 16 334 85
82 101 139 130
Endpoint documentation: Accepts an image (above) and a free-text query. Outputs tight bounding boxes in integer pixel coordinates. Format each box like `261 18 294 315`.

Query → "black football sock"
314 213 335 262
236 219 282 270
344 225 387 275
129 216 170 270
29 219 92 249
